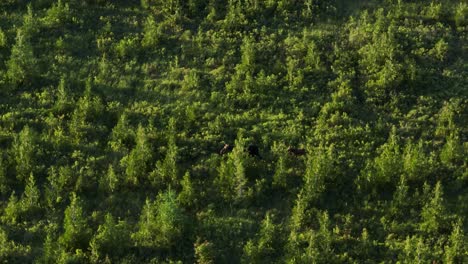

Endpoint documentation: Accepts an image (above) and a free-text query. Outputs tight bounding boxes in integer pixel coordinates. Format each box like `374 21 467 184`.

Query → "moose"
219 144 234 155
287 146 307 156
219 143 262 158
247 144 262 158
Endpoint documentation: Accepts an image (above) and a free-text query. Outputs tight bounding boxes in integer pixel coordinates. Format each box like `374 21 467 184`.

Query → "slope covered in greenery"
0 0 466 263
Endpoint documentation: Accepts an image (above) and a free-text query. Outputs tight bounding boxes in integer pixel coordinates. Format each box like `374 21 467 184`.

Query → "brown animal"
247 144 262 159
287 146 307 156
219 143 262 159
219 144 234 155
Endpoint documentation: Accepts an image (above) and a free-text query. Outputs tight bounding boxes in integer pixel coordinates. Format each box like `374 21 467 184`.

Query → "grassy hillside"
0 0 466 263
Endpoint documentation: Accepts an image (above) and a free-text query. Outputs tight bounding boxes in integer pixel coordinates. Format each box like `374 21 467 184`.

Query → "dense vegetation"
0 0 467 263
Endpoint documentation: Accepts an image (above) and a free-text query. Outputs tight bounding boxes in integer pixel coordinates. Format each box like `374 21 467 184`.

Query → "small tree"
59 193 91 251
391 174 409 217
215 153 236 201
154 132 178 187
454 3 467 28
403 140 429 181
0 28 6 48
400 235 433 263
142 15 160 47
152 119 179 189
2 192 19 225
314 211 333 260
232 136 248 202
214 133 249 203
223 0 247 30
194 238 215 264
359 127 402 189
6 29 38 86
373 127 402 183
243 213 283 263
55 76 71 113
420 182 447 234
132 198 158 247
12 125 37 181
109 112 134 153
444 219 467 263
90 214 131 262
0 226 31 262
41 233 57 264
178 171 195 207
303 144 334 203
273 155 287 188
124 125 152 186
440 131 463 169
133 190 185 249
21 4 37 38
43 0 72 28
0 150 9 195
19 173 41 219
155 189 185 248
99 164 119 193
287 192 308 254
45 166 74 209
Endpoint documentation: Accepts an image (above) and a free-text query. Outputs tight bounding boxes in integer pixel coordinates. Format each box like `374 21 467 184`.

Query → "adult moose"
247 144 262 159
219 144 234 155
287 146 307 156
219 143 262 159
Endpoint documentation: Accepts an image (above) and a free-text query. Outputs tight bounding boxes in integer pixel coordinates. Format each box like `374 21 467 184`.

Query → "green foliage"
133 190 185 250
273 155 287 188
196 210 256 263
123 125 152 185
142 15 161 47
54 76 72 113
0 28 6 48
391 174 409 215
178 171 195 207
0 1 465 262
400 235 434 263
2 192 20 225
403 140 430 181
444 219 468 263
90 214 131 262
0 227 32 263
21 4 38 38
43 0 72 27
422 1 444 20
19 173 41 219
287 210 334 263
6 29 38 86
243 213 284 263
12 125 38 181
420 182 448 234
99 164 119 193
40 231 61 264
109 112 134 152
214 133 250 203
359 127 402 189
0 150 8 195
45 166 74 208
152 121 179 188
194 238 215 264
303 144 335 203
454 2 467 28
440 131 464 169
59 193 91 251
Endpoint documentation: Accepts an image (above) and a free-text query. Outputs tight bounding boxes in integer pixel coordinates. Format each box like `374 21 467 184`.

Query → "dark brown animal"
219 144 234 155
247 144 262 159
287 146 306 156
219 143 262 159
